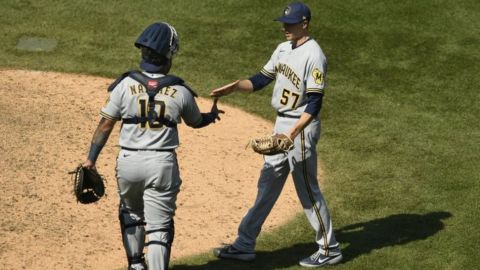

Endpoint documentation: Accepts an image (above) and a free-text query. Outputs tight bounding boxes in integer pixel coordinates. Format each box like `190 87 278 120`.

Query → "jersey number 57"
280 89 300 109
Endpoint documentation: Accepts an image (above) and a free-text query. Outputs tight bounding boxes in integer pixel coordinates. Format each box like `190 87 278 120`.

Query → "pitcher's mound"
0 69 303 270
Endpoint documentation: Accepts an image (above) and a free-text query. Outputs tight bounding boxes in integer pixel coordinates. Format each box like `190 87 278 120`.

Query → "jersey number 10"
138 98 166 129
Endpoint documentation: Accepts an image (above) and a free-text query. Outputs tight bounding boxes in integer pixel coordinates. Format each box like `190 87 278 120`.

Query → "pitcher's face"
281 21 307 41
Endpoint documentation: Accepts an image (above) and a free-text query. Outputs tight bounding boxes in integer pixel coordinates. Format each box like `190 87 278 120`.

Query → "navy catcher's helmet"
135 22 179 58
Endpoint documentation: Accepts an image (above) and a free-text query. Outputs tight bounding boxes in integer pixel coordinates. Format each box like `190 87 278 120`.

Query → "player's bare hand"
82 160 97 170
211 98 225 121
210 80 239 97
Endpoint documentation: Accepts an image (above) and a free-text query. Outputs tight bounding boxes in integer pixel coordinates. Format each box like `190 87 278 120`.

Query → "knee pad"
119 208 146 230
145 219 175 248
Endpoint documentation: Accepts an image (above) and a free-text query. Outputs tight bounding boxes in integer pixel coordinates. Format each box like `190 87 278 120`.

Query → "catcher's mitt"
250 133 294 155
69 165 105 204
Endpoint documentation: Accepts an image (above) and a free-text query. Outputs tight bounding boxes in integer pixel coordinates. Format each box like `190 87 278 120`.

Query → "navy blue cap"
274 2 311 24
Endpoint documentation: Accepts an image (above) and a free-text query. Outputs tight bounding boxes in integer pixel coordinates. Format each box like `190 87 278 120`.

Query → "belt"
121 147 174 152
277 112 301 119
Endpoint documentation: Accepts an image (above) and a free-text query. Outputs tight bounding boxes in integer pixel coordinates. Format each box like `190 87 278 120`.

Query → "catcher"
79 22 223 270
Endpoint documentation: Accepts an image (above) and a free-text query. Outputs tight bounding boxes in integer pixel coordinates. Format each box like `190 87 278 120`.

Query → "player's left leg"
290 155 341 250
289 121 342 267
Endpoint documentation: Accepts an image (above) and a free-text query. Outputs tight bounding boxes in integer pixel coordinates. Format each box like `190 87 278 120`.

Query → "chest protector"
108 70 197 128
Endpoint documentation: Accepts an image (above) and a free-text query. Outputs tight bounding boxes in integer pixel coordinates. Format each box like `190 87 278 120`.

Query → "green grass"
1 0 479 269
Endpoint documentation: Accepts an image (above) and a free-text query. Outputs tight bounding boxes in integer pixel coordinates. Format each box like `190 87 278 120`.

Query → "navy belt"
121 147 174 152
277 112 301 119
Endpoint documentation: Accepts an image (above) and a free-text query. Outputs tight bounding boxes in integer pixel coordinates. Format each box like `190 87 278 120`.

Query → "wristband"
87 143 103 163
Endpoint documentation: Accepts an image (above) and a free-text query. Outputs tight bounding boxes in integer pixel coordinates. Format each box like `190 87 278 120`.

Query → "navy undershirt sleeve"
248 72 274 91
193 113 215 129
304 92 324 116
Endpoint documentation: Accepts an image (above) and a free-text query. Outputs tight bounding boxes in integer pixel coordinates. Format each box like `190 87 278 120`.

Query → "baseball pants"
116 149 181 270
232 116 340 255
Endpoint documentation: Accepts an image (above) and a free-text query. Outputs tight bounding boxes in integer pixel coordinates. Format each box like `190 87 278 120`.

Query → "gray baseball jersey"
261 39 327 117
100 72 202 149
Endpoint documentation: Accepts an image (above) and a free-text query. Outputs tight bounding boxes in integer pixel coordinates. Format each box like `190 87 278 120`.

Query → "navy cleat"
213 244 256 262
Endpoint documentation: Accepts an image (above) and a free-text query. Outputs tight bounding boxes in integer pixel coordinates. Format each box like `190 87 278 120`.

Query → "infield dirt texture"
0 69 312 269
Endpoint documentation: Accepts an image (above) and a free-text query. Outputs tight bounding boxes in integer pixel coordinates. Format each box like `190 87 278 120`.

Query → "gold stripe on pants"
300 131 329 255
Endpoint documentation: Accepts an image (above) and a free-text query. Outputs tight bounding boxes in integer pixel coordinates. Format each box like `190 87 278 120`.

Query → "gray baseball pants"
232 116 340 256
116 149 181 270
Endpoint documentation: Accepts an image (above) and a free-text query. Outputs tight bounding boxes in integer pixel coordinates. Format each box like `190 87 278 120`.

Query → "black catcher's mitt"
69 165 105 204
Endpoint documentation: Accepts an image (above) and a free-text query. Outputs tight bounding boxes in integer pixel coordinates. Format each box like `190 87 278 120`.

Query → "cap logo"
284 6 291 15
147 80 158 89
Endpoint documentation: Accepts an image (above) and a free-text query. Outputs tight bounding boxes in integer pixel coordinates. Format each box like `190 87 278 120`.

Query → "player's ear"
302 20 309 29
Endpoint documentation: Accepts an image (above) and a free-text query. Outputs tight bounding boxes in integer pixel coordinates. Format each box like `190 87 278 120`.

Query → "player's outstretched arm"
210 79 254 97
193 98 225 129
209 98 225 121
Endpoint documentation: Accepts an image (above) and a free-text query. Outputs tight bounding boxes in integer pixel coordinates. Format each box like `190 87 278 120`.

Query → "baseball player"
210 2 342 267
82 22 223 270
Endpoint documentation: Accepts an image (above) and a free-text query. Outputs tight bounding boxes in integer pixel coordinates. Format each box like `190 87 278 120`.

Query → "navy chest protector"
108 70 197 128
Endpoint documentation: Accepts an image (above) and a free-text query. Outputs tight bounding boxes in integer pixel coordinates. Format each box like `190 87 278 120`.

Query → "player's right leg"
117 150 149 270
118 202 147 270
213 154 290 261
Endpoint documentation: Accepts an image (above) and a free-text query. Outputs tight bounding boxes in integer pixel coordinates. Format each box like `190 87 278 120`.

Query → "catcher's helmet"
135 22 179 59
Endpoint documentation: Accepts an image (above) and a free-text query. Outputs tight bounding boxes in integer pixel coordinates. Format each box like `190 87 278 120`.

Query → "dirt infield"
0 69 310 269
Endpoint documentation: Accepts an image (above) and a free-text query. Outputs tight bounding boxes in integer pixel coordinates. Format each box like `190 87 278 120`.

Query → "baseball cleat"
213 244 256 262
128 263 146 270
299 250 343 267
